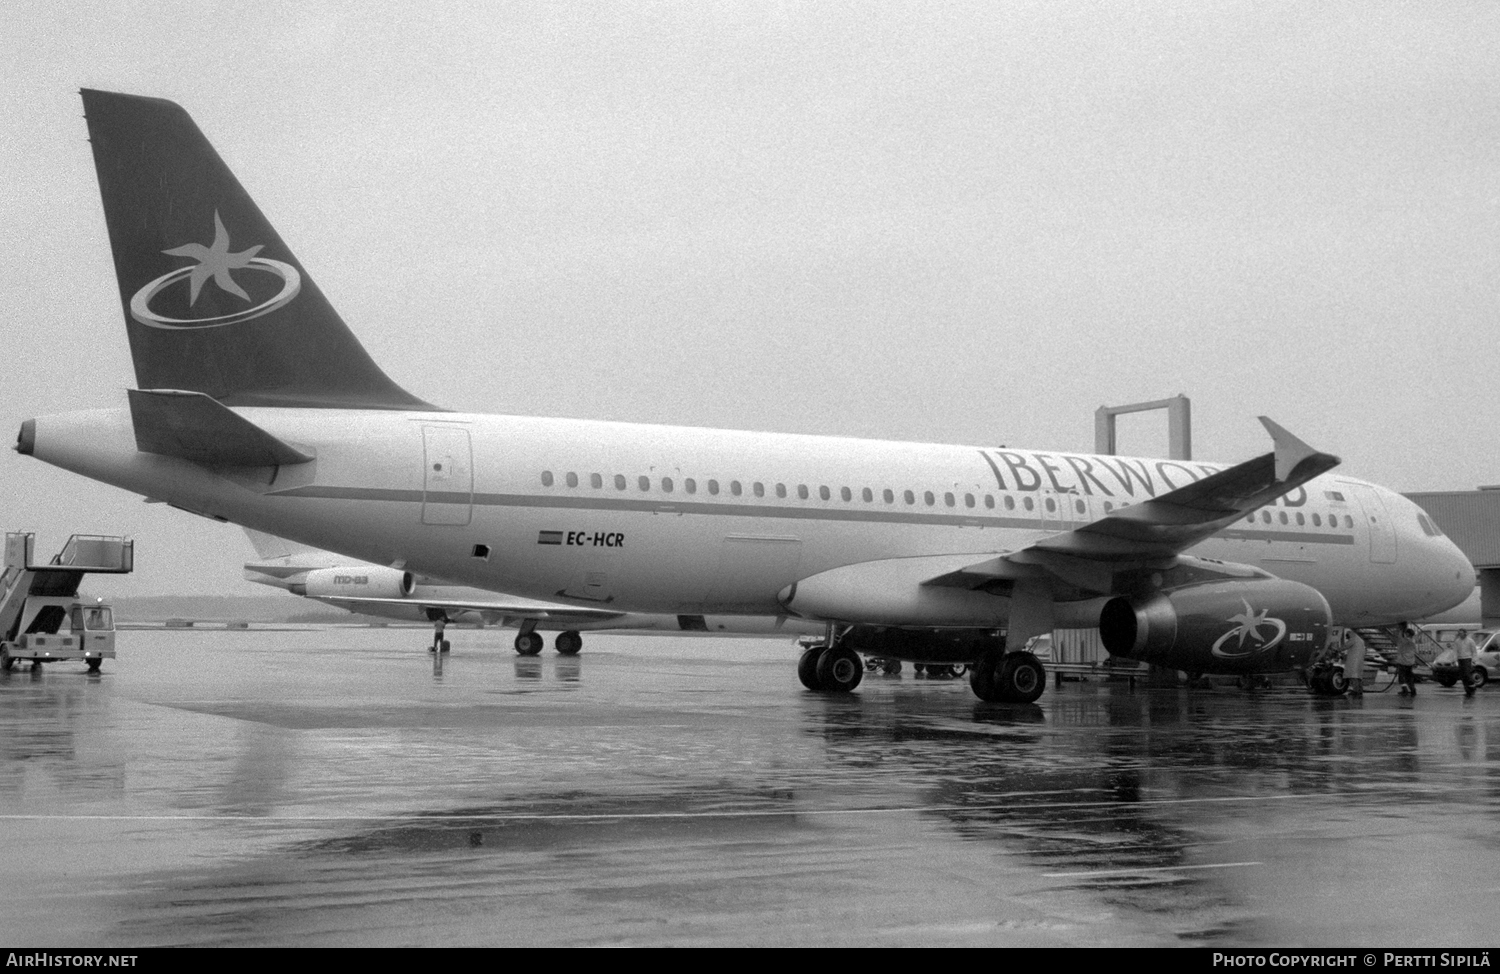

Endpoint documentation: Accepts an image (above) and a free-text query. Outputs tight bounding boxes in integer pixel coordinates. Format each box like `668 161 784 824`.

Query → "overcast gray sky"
3 1 1498 596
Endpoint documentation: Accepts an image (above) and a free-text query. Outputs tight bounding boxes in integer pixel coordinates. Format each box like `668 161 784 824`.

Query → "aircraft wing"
317 594 628 624
929 417 1339 594
784 419 1340 625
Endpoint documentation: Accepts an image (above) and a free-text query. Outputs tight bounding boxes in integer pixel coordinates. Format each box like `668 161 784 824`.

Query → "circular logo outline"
130 258 301 330
1211 616 1288 659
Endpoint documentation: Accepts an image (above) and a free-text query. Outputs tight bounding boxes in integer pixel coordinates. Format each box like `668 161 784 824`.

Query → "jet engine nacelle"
1099 578 1331 675
303 566 415 600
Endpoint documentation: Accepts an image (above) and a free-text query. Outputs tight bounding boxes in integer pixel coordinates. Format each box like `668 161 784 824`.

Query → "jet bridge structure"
0 532 133 672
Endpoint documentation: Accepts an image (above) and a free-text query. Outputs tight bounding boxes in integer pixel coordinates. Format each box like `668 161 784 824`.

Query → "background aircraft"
16 90 1475 703
242 531 821 654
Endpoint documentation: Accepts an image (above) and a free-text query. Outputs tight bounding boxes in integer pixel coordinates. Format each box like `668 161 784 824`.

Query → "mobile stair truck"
0 532 134 673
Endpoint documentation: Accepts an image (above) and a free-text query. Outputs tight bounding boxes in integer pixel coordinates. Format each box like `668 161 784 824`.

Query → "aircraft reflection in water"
797 686 1491 942
16 90 1474 702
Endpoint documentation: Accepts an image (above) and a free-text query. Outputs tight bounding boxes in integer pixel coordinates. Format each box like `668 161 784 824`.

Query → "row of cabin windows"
1244 510 1354 529
535 470 1351 528
538 469 1112 513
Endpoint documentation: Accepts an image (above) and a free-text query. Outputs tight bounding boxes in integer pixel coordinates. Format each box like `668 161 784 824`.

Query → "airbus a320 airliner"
14 90 1475 702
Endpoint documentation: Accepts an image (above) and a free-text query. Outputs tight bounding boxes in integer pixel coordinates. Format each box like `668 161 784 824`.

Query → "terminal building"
1404 488 1500 627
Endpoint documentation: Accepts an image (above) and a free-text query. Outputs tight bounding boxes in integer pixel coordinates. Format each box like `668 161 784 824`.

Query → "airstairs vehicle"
0 532 133 673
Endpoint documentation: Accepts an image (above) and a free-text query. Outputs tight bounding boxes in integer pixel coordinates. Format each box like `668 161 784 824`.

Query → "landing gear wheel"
1327 667 1348 695
1469 667 1488 690
814 646 863 693
514 632 544 656
797 646 825 691
969 653 999 701
555 631 583 656
996 652 1046 703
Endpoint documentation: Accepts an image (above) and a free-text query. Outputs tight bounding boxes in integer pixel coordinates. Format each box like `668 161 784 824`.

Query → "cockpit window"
1416 513 1443 537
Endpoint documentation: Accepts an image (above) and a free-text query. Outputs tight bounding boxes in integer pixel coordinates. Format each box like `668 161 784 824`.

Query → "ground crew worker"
1395 625 1418 696
1343 628 1367 697
1454 629 1478 697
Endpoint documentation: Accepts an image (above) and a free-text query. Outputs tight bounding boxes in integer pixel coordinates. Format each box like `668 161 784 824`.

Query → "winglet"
1258 416 1337 482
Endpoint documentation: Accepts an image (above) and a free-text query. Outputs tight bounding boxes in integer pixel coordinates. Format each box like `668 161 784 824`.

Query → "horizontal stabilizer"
129 389 314 467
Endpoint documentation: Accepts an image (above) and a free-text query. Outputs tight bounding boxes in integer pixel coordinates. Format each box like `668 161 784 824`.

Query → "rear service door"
422 426 473 526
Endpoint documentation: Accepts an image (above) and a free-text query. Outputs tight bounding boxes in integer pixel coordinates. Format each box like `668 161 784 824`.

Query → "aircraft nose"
15 418 35 455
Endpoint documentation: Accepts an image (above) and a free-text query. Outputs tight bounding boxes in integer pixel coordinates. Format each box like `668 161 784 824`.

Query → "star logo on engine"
1211 599 1288 659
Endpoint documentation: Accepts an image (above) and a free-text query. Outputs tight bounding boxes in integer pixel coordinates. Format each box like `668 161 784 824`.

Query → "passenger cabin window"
1044 498 1055 513
842 487 853 502
590 473 603 489
924 491 935 506
1075 499 1086 514
904 490 915 505
662 477 673 493
566 472 578 488
819 486 831 501
614 474 627 490
754 483 765 498
862 487 873 502
884 489 895 504
541 471 554 486
731 481 743 496
708 480 719 495
638 476 650 492
686 478 697 494
984 495 994 509
1023 497 1034 511
799 485 810 500
1005 496 1016 511
944 492 955 507
776 483 787 498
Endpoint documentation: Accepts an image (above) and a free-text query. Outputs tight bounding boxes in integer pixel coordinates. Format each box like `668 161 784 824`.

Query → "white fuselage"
27 407 1475 628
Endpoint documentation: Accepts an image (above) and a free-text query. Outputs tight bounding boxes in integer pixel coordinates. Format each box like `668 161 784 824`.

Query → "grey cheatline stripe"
266 485 1355 544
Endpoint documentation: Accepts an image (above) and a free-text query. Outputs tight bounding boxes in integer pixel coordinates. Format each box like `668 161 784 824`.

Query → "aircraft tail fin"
81 89 437 411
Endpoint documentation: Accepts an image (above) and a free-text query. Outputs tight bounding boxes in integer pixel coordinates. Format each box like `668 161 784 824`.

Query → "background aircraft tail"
81 89 435 411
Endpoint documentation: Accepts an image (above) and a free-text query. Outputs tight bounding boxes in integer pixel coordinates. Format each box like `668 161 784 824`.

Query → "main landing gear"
967 649 1046 704
798 642 864 693
514 629 584 656
513 630 545 656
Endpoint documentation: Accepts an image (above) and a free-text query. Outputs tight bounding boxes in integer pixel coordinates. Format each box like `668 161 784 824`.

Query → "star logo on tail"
129 211 300 330
163 211 263 305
